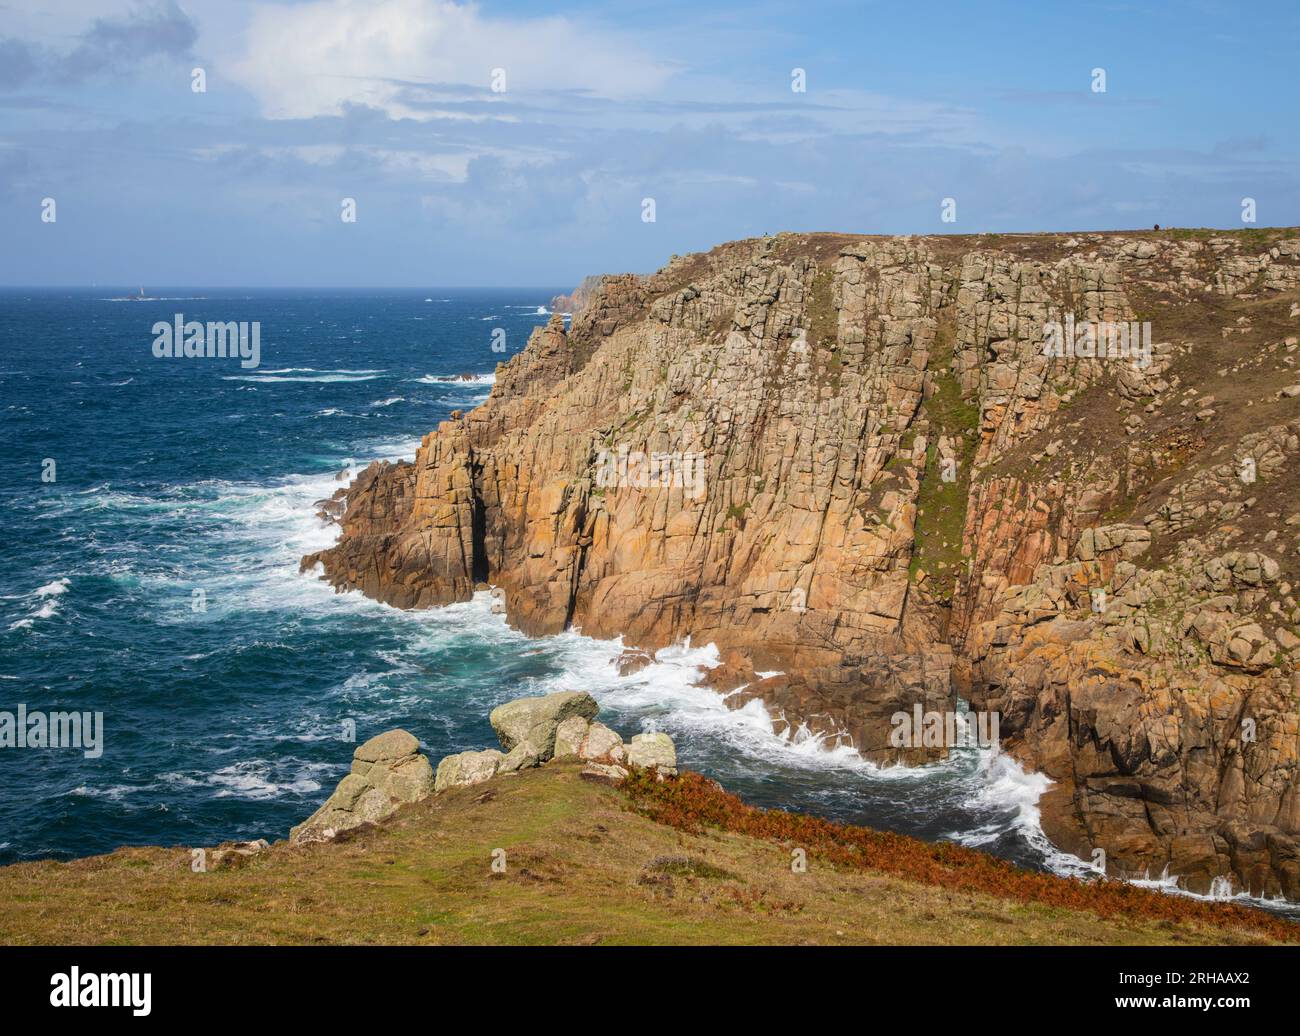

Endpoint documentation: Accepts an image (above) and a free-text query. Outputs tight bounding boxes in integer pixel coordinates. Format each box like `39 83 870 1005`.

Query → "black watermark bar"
0 945 1293 1021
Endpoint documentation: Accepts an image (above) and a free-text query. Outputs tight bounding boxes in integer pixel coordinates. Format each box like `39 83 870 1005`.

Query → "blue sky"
1 0 1296 286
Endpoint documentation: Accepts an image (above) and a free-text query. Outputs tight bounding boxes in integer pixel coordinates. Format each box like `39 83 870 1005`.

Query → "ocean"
1 287 1287 912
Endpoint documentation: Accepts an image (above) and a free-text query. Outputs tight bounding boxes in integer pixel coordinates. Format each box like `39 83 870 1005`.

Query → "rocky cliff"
304 228 1300 900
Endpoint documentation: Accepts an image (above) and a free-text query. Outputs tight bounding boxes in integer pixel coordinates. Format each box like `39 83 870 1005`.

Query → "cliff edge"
304 228 1300 900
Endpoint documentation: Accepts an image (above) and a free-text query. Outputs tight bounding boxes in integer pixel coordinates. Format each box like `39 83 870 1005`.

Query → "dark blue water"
9 288 1280 913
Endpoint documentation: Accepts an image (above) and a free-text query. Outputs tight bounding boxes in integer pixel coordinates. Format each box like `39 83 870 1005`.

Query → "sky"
0 0 1296 287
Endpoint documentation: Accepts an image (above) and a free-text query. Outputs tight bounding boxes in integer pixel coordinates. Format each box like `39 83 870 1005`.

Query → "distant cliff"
305 228 1300 901
549 274 603 315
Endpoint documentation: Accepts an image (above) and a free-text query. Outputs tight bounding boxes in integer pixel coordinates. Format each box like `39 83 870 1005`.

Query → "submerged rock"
616 648 654 677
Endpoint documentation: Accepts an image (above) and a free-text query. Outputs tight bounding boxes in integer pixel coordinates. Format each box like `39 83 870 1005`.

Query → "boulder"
580 721 626 763
206 839 269 871
291 729 435 843
489 690 599 760
1208 621 1276 672
626 731 677 774
580 763 630 785
434 748 505 791
553 716 590 758
498 741 542 773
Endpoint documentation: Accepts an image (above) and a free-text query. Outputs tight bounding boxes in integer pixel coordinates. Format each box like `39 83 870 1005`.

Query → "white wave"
411 372 496 386
464 623 960 779
951 750 1300 910
223 373 384 383
429 393 490 408
67 784 143 802
292 584 982 789
1125 869 1300 915
163 761 331 801
211 763 324 800
259 368 386 375
369 396 405 407
953 750 1084 865
102 295 206 302
9 578 70 630
34 578 71 598
59 437 422 629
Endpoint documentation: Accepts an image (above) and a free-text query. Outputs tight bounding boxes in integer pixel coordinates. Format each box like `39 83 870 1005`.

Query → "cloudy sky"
1 0 1296 286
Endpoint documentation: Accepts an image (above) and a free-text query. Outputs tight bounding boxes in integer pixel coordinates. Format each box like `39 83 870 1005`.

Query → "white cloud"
229 0 675 119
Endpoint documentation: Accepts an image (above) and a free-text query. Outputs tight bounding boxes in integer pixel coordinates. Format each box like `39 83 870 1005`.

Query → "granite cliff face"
304 229 1300 899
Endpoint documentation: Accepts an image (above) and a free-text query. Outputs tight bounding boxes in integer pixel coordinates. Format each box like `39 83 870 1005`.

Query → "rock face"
291 730 435 844
307 229 1300 899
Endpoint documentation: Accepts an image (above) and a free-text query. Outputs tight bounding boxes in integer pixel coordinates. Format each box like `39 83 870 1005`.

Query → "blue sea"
3 287 1286 913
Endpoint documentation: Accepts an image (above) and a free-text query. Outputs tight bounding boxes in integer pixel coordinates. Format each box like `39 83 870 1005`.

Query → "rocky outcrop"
430 690 675 791
434 748 505 791
307 228 1300 899
489 690 600 758
290 696 672 844
423 686 681 790
291 730 435 844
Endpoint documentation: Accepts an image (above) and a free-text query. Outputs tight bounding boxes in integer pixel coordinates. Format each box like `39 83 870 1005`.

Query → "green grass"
0 764 1284 946
1165 226 1283 249
909 314 980 600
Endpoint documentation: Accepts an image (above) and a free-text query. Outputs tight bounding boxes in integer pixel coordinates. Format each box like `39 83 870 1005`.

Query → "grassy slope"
0 764 1286 946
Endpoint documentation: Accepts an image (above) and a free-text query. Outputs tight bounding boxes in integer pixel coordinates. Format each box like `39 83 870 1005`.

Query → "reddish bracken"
621 770 1300 943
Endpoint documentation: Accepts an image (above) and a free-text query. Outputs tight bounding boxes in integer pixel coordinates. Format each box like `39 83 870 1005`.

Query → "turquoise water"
0 289 1156 891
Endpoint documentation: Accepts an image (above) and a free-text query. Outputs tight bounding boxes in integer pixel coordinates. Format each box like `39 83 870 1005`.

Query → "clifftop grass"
0 764 1290 946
